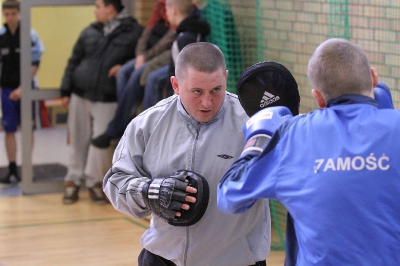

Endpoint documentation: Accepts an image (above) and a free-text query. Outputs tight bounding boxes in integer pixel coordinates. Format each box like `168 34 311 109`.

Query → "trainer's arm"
103 124 152 219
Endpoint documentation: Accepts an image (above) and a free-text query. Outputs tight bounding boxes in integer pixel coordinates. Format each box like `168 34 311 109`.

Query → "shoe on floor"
0 172 21 185
62 182 80 204
91 133 112 149
88 183 109 205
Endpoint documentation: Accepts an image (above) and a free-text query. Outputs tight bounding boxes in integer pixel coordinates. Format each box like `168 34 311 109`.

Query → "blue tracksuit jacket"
218 94 400 266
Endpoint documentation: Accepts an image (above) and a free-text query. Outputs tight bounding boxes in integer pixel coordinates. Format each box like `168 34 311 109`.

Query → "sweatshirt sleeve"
134 27 152 57
103 121 152 219
218 131 283 214
30 29 44 66
217 154 260 214
142 29 175 61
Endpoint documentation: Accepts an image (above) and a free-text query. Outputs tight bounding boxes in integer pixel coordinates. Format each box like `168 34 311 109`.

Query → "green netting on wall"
269 200 287 251
328 0 350 39
200 0 244 93
200 0 400 252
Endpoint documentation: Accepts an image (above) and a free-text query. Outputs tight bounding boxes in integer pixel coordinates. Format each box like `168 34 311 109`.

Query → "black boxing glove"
142 170 209 226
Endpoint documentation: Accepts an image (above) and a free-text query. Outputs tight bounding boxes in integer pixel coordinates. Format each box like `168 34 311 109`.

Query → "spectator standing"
104 42 270 266
60 0 143 204
0 0 44 185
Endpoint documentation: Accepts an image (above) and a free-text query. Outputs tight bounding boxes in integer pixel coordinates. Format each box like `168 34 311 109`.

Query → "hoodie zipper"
183 125 201 266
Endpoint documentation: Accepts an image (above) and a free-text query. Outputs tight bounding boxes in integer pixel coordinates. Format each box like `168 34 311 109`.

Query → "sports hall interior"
0 0 399 265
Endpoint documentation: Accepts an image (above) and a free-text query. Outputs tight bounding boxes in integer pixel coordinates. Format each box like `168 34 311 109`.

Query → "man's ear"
371 67 378 88
312 89 326 109
171 76 180 95
225 70 229 83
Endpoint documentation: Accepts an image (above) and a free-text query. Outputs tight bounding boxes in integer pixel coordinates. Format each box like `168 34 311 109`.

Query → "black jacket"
60 17 143 102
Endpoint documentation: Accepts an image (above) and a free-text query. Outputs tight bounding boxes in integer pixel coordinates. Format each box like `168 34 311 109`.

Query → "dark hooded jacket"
60 16 143 102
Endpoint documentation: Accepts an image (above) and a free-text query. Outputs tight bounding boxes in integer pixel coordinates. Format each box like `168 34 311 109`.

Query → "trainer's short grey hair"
175 42 226 80
307 38 372 101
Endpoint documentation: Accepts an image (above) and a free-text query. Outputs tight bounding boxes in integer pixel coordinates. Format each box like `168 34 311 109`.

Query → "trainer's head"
171 42 228 123
308 38 378 108
95 0 123 23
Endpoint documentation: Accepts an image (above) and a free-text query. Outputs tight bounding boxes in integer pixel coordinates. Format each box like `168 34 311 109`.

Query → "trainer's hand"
142 172 198 222
242 106 292 156
176 186 197 216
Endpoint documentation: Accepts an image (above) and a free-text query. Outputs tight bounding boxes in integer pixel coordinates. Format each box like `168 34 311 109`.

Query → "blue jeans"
105 59 148 137
142 64 169 110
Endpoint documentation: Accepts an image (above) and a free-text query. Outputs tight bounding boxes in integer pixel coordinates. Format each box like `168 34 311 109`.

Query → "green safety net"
328 0 350 39
201 0 244 93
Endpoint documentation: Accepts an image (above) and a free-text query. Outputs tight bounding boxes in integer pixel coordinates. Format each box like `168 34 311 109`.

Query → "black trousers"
138 248 266 266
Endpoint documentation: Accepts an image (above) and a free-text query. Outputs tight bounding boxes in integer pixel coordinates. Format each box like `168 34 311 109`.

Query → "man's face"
171 67 228 123
3 8 19 28
94 0 113 23
165 4 175 27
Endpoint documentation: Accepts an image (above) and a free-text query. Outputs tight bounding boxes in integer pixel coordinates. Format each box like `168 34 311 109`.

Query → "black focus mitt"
142 170 209 226
237 61 300 116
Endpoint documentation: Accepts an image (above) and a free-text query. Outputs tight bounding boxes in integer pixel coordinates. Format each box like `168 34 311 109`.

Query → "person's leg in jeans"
91 61 148 148
142 64 169 110
116 59 136 99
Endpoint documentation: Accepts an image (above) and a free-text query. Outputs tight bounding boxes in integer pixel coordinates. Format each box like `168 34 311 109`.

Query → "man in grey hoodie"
104 42 270 266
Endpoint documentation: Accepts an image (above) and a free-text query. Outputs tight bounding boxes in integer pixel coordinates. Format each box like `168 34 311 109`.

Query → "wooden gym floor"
0 192 285 265
0 128 285 265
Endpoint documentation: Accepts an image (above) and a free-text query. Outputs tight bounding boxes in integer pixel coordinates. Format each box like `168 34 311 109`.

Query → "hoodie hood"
176 14 210 37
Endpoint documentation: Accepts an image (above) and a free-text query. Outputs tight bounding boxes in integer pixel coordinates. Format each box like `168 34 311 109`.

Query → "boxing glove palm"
242 106 293 156
374 81 394 109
